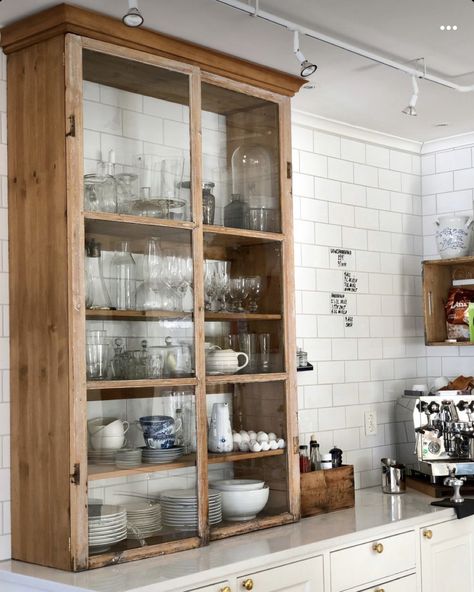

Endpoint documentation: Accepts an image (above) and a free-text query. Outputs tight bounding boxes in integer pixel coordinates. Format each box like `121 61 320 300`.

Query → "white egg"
269 439 278 450
248 430 257 440
260 441 271 451
277 438 286 449
239 431 250 442
257 432 269 443
239 441 250 452
250 441 262 452
233 432 242 443
268 432 277 441
233 442 240 451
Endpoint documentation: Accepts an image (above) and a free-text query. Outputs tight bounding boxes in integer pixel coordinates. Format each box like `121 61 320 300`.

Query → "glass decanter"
110 241 136 310
85 238 112 309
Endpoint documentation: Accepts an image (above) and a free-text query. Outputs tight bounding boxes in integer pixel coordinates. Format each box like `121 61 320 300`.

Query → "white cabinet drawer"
184 582 231 592
358 573 417 592
330 531 415 592
237 555 324 592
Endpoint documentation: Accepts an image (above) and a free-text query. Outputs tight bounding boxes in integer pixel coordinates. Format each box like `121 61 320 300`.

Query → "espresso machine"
413 394 474 481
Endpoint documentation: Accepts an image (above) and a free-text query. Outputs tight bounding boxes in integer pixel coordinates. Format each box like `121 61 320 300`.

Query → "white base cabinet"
420 516 474 592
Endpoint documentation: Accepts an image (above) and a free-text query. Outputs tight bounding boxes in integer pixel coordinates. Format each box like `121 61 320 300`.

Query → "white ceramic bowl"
220 486 269 521
90 434 125 451
211 479 265 492
88 417 128 437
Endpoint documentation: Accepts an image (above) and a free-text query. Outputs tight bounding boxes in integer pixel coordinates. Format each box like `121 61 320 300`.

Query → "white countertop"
0 487 457 592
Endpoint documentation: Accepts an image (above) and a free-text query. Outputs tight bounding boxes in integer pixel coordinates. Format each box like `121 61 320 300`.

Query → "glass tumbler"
110 241 137 310
258 333 271 372
238 333 258 373
86 343 109 380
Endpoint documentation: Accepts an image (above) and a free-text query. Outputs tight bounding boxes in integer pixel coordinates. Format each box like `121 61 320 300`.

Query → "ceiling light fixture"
293 30 317 78
402 75 419 116
122 0 144 27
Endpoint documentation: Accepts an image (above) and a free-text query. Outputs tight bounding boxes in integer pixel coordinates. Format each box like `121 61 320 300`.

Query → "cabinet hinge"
66 114 76 138
287 161 292 179
70 463 80 485
293 436 299 453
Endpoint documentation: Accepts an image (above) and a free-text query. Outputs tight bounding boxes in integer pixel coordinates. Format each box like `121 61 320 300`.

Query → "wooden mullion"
189 67 209 546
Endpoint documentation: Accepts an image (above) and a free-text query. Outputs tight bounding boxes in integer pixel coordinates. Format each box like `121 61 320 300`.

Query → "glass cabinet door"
201 82 281 233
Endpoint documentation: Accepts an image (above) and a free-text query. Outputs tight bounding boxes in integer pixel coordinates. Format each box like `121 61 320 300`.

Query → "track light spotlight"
293 30 318 78
122 0 144 27
402 75 419 116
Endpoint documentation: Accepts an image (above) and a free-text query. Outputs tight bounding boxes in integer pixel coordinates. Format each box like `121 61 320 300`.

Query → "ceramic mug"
138 415 181 449
435 215 473 259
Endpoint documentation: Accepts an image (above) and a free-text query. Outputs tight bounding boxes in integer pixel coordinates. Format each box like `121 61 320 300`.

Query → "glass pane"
82 50 191 221
87 386 200 553
207 381 288 536
201 83 280 232
84 220 194 382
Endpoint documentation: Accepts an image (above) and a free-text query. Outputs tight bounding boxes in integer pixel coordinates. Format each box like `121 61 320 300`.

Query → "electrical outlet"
365 410 377 436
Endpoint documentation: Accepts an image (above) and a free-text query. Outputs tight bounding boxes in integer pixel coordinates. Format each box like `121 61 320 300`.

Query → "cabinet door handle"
423 529 433 539
221 587 231 592
242 579 254 591
372 542 384 554
374 589 385 592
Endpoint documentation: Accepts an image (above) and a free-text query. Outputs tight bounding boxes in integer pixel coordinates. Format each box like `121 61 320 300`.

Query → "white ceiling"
2 0 474 141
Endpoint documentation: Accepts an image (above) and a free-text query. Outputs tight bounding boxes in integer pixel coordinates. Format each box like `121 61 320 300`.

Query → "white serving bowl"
90 434 125 451
211 479 265 492
88 417 128 437
219 486 269 521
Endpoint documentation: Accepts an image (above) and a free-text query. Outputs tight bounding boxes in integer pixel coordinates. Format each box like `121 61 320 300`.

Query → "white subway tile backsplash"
300 198 328 222
293 172 315 198
314 131 340 157
366 187 390 210
423 171 453 195
436 189 472 213
123 110 162 143
379 210 402 233
436 148 471 173
354 207 379 230
366 145 389 168
389 150 413 173
314 177 342 202
101 85 143 112
341 182 366 206
341 139 365 163
345 360 370 382
293 125 313 151
328 157 354 182
390 192 413 214
378 168 401 191
331 338 358 361
367 230 391 253
299 151 328 177
342 227 367 250
354 163 378 188
328 202 355 226
319 405 346 430
84 101 122 135
314 222 342 246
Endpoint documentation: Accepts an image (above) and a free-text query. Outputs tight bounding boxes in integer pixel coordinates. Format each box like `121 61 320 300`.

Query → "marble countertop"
0 487 457 592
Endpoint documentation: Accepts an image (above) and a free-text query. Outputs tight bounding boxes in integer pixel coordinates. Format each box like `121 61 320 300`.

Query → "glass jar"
299 445 311 473
321 453 332 470
85 239 112 309
309 435 321 471
330 445 343 468
224 194 249 229
84 173 117 213
231 144 274 201
202 182 216 225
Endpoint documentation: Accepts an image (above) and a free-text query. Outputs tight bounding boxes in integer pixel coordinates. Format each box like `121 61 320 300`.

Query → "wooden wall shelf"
205 372 287 384
86 309 192 321
87 378 197 390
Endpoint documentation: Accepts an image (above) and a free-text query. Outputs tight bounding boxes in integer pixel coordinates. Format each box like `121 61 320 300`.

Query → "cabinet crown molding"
0 2 304 97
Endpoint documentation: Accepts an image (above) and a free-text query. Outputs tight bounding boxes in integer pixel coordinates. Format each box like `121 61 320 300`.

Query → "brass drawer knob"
221 587 231 592
242 579 254 591
372 542 384 554
374 589 385 592
423 529 433 539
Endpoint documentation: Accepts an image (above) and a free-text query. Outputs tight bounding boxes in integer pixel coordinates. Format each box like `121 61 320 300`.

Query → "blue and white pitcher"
435 215 473 259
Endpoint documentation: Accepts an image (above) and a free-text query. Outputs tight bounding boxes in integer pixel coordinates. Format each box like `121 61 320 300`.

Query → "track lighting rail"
216 0 474 92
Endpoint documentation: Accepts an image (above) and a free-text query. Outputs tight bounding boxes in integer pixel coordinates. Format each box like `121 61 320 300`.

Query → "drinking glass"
245 276 263 312
177 257 193 311
258 333 271 372
229 278 248 312
238 333 258 373
86 343 110 380
116 172 139 214
204 262 219 311
110 241 137 310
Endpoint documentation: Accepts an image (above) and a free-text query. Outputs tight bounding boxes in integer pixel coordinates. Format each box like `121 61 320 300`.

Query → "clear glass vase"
85 239 112 309
110 241 136 310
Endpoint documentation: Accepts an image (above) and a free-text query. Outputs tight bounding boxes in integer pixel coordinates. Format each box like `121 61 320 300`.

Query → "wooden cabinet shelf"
4 3 301 572
88 449 285 481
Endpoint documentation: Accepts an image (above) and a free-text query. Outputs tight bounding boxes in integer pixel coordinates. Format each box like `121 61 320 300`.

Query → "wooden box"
300 465 355 518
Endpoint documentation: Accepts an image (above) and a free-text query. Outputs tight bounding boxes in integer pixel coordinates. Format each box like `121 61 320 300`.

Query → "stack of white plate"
88 505 127 552
115 448 142 469
88 449 117 465
125 501 162 539
160 489 222 529
141 446 184 464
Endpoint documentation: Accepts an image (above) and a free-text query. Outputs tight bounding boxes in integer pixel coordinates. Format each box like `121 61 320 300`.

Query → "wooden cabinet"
330 531 415 592
1 4 303 572
419 517 474 592
236 556 324 592
423 256 474 345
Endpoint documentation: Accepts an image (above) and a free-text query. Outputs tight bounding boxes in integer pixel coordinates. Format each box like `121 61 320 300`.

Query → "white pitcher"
208 402 233 453
205 349 249 375
435 215 473 259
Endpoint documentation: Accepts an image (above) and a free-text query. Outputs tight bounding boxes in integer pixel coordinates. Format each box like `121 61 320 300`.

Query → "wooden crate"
300 465 355 518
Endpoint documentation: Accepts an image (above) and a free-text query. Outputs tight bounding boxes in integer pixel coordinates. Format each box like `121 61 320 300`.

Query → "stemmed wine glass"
228 278 248 312
245 276 263 312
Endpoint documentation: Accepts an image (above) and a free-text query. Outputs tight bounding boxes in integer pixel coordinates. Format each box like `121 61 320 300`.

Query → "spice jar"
299 445 311 473
321 453 332 470
330 445 343 468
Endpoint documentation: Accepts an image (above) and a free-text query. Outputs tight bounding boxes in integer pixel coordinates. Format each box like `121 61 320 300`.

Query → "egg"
268 432 277 441
233 432 242 443
249 441 262 452
239 441 250 452
277 438 286 449
248 430 257 440
239 430 250 442
269 439 278 450
260 441 271 451
257 432 269 443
